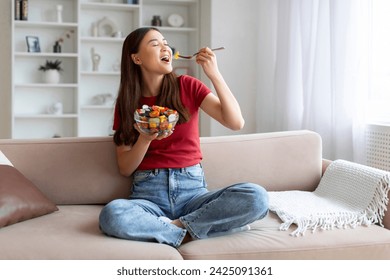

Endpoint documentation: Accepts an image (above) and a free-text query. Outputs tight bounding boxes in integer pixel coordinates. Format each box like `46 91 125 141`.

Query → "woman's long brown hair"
113 27 190 146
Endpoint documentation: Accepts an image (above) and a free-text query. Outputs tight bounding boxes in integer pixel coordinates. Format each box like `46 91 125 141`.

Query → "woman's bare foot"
171 219 192 245
171 219 185 229
181 233 192 245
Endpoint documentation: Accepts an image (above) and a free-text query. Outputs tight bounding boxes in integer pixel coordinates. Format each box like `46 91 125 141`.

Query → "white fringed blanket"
268 160 390 236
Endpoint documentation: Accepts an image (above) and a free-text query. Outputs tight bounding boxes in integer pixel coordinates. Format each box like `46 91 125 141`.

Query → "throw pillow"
0 150 58 228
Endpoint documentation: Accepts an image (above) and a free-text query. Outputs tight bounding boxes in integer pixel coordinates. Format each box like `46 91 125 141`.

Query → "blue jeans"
99 164 269 247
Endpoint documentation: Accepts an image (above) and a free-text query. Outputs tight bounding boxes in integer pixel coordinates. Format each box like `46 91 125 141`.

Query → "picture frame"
26 36 41 53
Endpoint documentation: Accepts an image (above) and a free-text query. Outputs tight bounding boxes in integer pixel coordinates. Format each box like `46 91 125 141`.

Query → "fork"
174 47 225 59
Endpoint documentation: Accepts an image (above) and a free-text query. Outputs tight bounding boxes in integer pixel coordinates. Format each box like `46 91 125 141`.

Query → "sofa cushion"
0 151 58 228
0 205 183 260
178 212 390 259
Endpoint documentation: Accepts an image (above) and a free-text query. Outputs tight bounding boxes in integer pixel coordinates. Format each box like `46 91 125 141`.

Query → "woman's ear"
132 55 141 65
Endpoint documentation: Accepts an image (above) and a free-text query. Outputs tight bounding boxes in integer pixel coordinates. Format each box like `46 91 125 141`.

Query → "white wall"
200 0 261 136
0 0 12 139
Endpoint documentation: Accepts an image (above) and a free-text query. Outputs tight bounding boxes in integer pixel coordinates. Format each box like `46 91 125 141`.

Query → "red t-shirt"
113 75 211 170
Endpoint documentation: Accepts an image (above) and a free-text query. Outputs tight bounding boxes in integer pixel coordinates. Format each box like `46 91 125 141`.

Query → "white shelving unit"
11 0 200 139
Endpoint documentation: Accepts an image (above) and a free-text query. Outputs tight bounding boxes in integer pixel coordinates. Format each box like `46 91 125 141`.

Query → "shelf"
80 3 140 11
15 114 78 119
14 21 78 28
81 105 114 110
15 52 78 58
80 71 119 76
149 26 197 33
81 37 124 43
15 83 78 88
143 0 197 5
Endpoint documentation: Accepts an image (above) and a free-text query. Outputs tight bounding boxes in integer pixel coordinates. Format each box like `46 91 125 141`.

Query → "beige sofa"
0 130 389 259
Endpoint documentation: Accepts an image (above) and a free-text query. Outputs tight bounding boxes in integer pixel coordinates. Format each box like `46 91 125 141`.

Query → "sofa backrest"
0 130 322 205
201 130 322 192
0 137 131 205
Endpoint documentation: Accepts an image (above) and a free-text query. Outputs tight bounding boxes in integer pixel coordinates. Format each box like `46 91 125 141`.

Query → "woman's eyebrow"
147 38 167 44
147 39 157 44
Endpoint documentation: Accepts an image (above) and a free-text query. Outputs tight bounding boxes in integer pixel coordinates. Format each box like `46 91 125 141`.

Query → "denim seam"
157 218 187 247
179 218 199 239
174 228 188 247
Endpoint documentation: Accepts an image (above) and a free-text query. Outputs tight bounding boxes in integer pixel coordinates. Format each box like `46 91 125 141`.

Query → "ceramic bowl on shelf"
134 105 179 136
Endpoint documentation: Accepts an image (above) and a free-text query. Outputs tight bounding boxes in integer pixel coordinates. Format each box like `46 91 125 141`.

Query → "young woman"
99 27 269 248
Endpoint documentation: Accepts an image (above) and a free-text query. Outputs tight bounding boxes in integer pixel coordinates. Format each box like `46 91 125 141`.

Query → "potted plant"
38 59 63 84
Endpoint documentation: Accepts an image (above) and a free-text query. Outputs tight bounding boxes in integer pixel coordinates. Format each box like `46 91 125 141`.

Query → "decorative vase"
47 102 63 115
53 41 61 53
43 69 60 84
56 4 63 23
151 15 162 26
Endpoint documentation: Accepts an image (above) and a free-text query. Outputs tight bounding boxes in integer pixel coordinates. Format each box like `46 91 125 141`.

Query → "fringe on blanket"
272 172 390 237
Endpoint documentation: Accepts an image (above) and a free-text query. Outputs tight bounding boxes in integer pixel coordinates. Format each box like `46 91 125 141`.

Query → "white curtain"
256 0 371 163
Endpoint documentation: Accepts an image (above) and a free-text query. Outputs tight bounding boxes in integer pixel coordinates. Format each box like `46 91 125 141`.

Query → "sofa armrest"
322 159 332 175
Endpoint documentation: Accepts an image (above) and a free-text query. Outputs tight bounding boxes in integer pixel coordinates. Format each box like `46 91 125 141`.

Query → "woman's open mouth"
161 55 170 63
